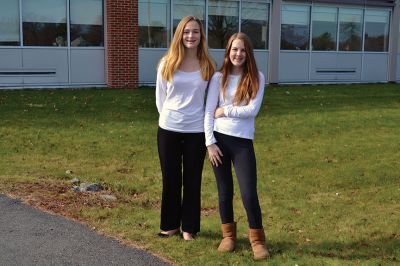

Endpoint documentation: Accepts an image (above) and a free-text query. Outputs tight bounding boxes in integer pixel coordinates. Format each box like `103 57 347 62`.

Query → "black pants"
212 132 263 229
157 127 206 234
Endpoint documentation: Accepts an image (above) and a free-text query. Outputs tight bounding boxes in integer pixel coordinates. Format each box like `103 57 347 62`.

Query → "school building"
0 0 399 88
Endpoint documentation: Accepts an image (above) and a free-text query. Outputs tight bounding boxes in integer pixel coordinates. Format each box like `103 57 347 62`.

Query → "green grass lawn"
0 84 399 265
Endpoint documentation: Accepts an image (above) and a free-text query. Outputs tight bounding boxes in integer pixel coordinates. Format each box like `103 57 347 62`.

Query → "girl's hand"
214 107 225 118
207 144 223 167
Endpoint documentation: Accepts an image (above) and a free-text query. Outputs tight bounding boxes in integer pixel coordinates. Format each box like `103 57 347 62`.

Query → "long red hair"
220 32 259 105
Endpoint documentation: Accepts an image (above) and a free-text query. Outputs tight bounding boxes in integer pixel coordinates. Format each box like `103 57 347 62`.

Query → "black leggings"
212 132 263 229
157 127 206 234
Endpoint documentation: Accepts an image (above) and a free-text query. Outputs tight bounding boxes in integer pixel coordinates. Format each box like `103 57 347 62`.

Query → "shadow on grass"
200 230 399 262
270 236 399 261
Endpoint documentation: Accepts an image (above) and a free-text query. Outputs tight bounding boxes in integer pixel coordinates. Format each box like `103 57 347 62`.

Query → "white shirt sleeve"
223 72 265 119
155 62 167 114
204 73 222 146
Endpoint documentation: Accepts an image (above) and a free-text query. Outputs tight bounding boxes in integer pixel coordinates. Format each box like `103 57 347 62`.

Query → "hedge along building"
0 0 399 88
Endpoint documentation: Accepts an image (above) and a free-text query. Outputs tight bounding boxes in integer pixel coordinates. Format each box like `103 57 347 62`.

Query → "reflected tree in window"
312 7 337 51
364 10 389 52
173 0 205 34
281 5 310 50
208 0 239 49
241 1 269 50
313 32 335 51
139 0 169 48
22 0 67 46
339 22 362 51
70 0 103 47
338 9 362 51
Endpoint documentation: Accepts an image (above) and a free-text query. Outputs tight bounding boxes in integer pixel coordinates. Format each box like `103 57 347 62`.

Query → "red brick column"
106 0 138 88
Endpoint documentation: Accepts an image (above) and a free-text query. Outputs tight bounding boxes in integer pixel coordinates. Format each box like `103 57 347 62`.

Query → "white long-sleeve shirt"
204 71 265 146
156 63 209 133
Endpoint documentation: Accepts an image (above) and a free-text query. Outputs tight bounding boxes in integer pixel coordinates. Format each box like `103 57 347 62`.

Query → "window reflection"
281 5 310 50
70 0 103 47
22 0 67 46
338 8 363 51
173 0 205 33
208 0 239 49
0 0 20 46
312 7 337 51
398 18 400 51
364 10 389 52
241 1 269 50
139 0 169 48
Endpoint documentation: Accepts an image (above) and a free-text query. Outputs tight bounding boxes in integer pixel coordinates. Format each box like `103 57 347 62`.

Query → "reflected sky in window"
139 0 168 27
282 5 309 25
0 0 19 41
70 0 103 25
22 0 66 23
173 0 205 21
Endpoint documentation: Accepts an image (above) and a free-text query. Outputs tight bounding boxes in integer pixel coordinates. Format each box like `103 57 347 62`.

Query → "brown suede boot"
217 222 236 252
248 228 270 260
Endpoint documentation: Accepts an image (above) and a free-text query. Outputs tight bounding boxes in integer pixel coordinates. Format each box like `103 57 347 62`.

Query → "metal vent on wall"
316 68 356 74
0 69 56 76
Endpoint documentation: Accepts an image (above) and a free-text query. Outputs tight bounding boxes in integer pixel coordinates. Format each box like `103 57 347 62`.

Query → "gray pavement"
0 194 171 266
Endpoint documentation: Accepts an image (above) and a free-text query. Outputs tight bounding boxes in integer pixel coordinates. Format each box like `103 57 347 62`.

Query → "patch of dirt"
7 182 126 222
6 181 219 218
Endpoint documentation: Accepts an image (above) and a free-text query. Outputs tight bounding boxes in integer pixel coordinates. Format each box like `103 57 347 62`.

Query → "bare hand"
214 107 225 118
207 144 223 167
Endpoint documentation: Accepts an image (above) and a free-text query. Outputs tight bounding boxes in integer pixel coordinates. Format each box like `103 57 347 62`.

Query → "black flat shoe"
157 232 171 238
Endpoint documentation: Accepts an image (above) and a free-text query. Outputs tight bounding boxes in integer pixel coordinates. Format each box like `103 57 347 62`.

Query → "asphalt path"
0 194 171 266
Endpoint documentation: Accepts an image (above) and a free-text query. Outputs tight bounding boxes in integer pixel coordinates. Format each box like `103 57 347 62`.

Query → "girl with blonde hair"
205 32 269 259
156 16 215 241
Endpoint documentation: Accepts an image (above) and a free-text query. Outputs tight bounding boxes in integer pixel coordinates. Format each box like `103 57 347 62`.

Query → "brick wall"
106 0 138 88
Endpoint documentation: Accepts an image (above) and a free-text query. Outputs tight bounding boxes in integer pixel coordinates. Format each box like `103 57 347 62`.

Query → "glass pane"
139 0 169 48
22 0 67 46
173 0 205 33
0 0 20 46
399 18 400 52
364 10 390 52
70 0 104 47
281 4 310 50
208 0 239 49
338 8 363 51
312 6 337 51
241 1 269 50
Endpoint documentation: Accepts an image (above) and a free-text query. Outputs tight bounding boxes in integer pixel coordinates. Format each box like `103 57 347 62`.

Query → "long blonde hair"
160 16 215 82
221 33 260 105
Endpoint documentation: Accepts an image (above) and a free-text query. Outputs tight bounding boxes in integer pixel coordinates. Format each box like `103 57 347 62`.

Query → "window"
338 8 363 51
281 5 310 50
312 7 337 51
241 1 269 50
173 0 205 33
208 0 239 49
0 0 20 46
22 0 67 46
70 0 103 47
139 0 169 48
364 10 390 52
399 18 400 52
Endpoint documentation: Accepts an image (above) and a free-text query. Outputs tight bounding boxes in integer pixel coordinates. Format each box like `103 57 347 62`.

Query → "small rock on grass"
70 178 80 185
100 195 117 201
73 183 103 192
